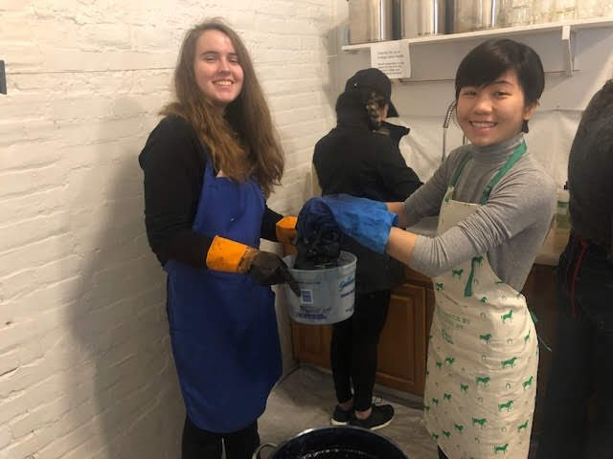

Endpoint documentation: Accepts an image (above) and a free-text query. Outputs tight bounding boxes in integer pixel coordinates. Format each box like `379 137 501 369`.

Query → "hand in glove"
206 236 300 296
275 216 298 244
298 194 398 254
244 250 301 296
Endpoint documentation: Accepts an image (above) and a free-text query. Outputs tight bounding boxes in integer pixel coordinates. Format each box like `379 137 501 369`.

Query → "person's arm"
139 116 211 268
386 227 418 263
377 143 423 200
260 206 297 244
384 148 458 229
386 202 410 228
205 235 300 295
387 167 556 278
139 118 300 293
260 206 283 241
400 157 450 226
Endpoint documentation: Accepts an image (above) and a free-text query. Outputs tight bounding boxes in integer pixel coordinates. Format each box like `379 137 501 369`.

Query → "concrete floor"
258 366 438 458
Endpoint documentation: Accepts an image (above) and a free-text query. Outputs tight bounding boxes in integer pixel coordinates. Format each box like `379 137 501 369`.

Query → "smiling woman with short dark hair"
309 39 556 459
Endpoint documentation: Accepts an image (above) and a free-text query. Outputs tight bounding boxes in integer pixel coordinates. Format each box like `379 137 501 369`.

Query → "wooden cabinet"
291 322 332 369
290 263 558 430
376 275 435 395
290 266 436 396
520 263 558 436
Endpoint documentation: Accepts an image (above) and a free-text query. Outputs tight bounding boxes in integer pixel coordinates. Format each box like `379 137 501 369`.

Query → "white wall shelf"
341 17 612 77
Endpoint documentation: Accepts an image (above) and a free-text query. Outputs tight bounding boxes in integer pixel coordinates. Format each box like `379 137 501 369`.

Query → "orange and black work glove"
206 236 300 296
275 216 298 244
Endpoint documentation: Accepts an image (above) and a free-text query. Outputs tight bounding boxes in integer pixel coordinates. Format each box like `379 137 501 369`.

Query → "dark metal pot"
254 426 408 459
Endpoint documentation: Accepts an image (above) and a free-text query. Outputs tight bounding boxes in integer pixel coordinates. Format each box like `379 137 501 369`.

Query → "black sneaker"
349 404 395 430
330 405 352 425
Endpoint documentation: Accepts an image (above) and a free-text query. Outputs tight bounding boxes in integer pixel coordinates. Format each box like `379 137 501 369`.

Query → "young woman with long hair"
139 19 298 459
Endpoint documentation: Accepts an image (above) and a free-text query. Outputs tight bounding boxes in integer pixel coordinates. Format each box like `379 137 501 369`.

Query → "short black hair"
335 88 386 130
455 39 545 106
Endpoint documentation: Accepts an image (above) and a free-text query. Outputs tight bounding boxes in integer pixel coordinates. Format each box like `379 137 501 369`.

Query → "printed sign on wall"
370 41 411 79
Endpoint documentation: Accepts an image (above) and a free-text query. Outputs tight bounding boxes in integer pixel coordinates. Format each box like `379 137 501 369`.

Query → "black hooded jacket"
313 103 422 293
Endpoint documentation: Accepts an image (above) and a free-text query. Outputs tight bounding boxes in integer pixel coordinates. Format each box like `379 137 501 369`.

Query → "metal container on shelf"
499 0 536 26
451 0 501 32
400 0 448 38
552 0 577 21
575 0 599 18
529 0 555 25
348 0 395 44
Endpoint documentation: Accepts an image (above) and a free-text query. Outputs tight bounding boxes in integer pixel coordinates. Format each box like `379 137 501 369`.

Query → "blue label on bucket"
300 290 313 305
298 312 327 320
339 276 355 291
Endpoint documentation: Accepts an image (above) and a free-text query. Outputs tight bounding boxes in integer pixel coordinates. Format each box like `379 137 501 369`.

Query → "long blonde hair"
161 19 284 197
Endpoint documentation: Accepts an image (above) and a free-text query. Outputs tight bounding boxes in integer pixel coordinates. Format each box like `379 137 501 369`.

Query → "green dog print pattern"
475 376 490 387
501 309 513 323
517 420 529 432
472 417 487 429
460 383 469 393
454 423 464 433
494 443 509 454
452 268 464 279
501 357 518 368
442 329 454 344
498 400 514 412
479 333 492 343
522 376 534 390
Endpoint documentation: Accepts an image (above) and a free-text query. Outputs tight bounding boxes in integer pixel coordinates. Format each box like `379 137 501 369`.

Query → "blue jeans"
537 235 612 458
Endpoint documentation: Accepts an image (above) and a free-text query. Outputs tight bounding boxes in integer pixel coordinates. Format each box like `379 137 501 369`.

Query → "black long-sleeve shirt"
138 115 283 267
313 119 422 201
568 79 613 250
313 115 422 292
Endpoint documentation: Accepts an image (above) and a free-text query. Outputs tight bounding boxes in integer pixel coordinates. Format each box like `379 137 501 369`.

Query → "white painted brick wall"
0 1 338 457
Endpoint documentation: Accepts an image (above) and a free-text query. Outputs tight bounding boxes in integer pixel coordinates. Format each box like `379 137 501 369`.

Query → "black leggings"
330 290 390 411
181 416 259 459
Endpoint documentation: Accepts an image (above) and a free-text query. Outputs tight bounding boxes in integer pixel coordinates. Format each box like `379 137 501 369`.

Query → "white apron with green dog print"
423 143 538 459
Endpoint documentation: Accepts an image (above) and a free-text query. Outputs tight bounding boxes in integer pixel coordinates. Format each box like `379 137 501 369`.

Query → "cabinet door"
290 280 435 398
521 264 558 436
376 283 431 396
291 323 332 369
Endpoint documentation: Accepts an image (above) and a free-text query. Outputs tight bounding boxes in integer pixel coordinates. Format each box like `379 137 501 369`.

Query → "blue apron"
163 157 282 433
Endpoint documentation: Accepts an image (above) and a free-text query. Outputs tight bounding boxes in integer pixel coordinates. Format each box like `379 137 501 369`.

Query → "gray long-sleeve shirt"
403 134 556 291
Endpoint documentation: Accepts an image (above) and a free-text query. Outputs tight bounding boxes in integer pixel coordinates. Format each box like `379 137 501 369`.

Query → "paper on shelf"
370 41 411 79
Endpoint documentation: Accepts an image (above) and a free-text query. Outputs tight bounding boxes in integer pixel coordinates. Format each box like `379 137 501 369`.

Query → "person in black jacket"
138 19 298 459
537 79 613 459
313 68 422 430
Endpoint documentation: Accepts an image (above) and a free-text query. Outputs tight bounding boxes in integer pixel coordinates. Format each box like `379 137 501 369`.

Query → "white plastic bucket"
282 251 357 325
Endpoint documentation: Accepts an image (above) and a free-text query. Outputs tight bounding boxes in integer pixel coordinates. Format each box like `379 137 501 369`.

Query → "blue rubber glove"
298 194 398 254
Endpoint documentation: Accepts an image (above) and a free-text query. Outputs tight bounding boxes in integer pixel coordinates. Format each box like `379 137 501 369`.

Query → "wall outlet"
0 61 6 95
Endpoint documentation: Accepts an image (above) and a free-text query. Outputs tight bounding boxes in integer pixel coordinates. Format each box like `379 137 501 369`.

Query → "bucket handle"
252 442 277 459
